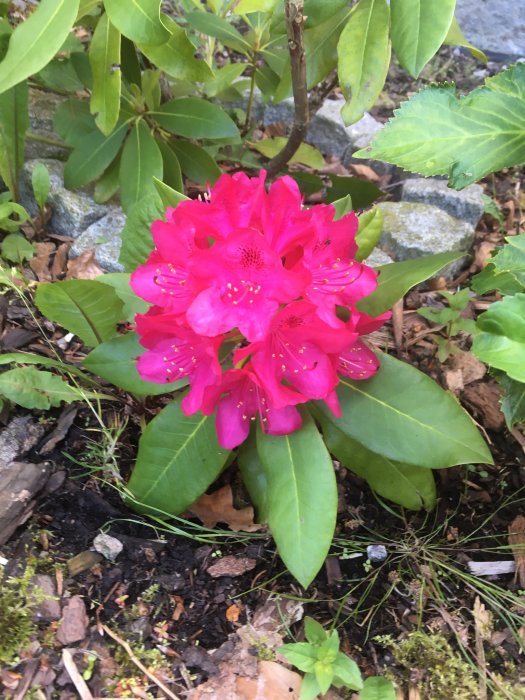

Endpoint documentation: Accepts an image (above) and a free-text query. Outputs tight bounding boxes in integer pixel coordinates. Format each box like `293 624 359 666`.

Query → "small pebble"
367 544 388 563
93 533 123 562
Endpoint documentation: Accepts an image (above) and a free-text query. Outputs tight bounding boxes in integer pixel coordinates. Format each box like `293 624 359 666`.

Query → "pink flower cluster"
131 172 389 449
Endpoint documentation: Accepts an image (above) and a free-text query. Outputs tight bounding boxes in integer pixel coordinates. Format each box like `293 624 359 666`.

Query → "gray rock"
346 111 384 150
0 416 45 466
31 575 61 622
26 88 69 160
19 159 107 238
367 544 387 563
69 208 126 272
93 533 124 562
221 89 265 122
455 0 525 58
378 201 474 276
365 248 394 268
263 97 294 128
402 177 484 228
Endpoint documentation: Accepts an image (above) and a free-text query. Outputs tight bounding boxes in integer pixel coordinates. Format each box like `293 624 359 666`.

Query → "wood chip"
467 560 516 576
508 514 525 587
207 556 256 578
67 550 103 576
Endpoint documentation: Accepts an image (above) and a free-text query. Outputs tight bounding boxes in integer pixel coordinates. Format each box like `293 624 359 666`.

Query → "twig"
308 69 338 118
101 624 181 700
267 0 308 177
62 649 95 700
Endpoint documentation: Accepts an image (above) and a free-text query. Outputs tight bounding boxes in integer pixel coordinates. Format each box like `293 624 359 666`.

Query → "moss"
0 568 38 665
377 632 479 700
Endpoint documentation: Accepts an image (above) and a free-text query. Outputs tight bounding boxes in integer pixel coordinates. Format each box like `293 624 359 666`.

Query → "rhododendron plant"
131 171 388 449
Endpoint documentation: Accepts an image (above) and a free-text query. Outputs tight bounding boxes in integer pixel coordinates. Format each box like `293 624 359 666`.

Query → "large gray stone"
378 201 475 275
455 0 525 58
26 88 69 160
19 159 107 238
402 177 484 228
365 248 394 268
263 97 294 128
69 208 126 272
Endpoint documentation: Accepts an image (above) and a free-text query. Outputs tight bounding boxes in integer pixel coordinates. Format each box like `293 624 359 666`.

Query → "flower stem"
242 59 257 135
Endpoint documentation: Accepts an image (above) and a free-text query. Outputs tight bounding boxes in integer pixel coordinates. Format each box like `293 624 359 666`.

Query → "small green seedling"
31 162 50 214
418 289 478 362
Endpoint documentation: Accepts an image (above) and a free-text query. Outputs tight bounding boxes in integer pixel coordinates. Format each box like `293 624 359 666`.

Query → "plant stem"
242 60 257 134
25 131 71 150
266 0 308 177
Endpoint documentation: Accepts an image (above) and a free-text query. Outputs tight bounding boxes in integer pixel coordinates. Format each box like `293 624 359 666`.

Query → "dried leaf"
66 250 104 280
207 555 256 578
188 485 264 532
473 596 492 641
171 595 185 621
349 163 381 182
29 242 55 281
508 515 525 587
50 242 70 279
226 603 241 623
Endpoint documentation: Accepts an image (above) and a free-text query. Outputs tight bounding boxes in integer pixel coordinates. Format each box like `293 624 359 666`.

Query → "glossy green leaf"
96 272 148 322
0 367 81 409
256 411 337 587
170 140 221 184
356 207 383 262
326 175 383 210
120 35 142 85
237 435 269 523
120 120 163 212
332 195 353 220
89 12 121 136
0 81 28 198
53 98 96 146
472 294 525 383
127 396 231 516
157 140 183 193
317 352 492 468
104 0 168 46
498 375 525 429
357 251 464 317
35 57 85 93
357 64 525 189
32 162 50 211
153 177 188 209
139 18 213 82
1 233 34 263
35 280 123 347
64 120 128 188
444 16 487 63
313 406 436 510
119 194 164 270
252 137 324 169
204 63 246 98
390 0 455 77
290 172 324 197
94 154 121 203
360 676 396 700
151 98 239 140
84 332 185 396
185 11 251 53
338 0 391 125
0 0 79 96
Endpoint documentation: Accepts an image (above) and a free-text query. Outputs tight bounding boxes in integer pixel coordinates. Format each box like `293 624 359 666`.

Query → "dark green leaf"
53 98 96 146
35 57 85 93
237 435 269 523
0 367 80 409
185 11 251 53
157 140 183 193
120 120 163 212
104 0 169 46
151 98 239 140
326 175 383 210
120 36 142 86
256 410 337 587
290 172 324 197
357 251 464 316
89 12 121 136
32 162 50 211
119 194 164 270
317 352 492 468
35 279 123 347
170 140 221 185
64 120 128 188
127 396 231 515
96 271 148 322
498 374 525 429
94 154 121 203
0 0 79 96
0 81 28 198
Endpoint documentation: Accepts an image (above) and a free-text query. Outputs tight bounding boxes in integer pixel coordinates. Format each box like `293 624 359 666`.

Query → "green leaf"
120 36 142 86
53 98 96 146
0 0 79 96
233 0 277 13
472 294 525 383
139 18 213 83
185 11 251 54
360 676 396 700
279 643 317 673
326 175 383 210
314 660 334 695
332 653 363 690
104 0 169 46
338 0 391 125
77 0 101 20
96 272 148 322
127 396 231 516
32 162 50 211
317 352 492 468
120 120 163 212
151 98 239 140
357 251 464 317
492 234 525 285
84 332 185 396
119 194 164 270
444 16 487 63
256 410 337 587
35 57 85 93
332 195 353 220
64 120 128 188
356 207 383 262
290 172 324 198
0 201 29 232
304 616 327 645
252 137 324 169
0 351 99 384
204 63 246 98
35 279 124 347
237 435 269 523
0 367 80 409
157 140 183 193
471 262 523 296
94 154 121 203
498 375 525 429
153 177 188 209
1 233 34 263
390 0 455 78
170 140 221 185
89 12 121 136
313 406 436 510
0 81 28 198
357 64 525 189
299 673 322 700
